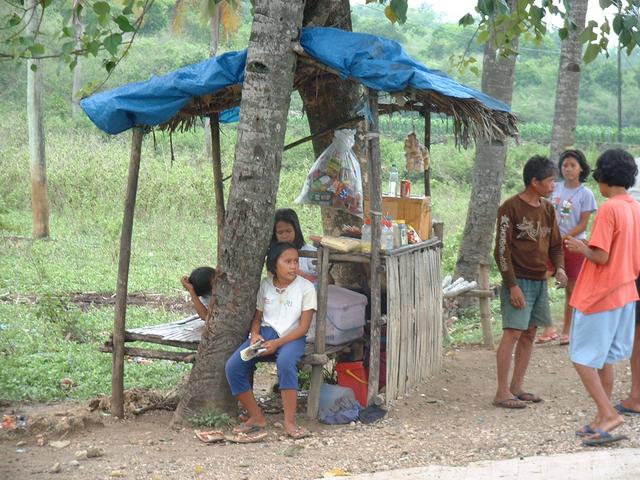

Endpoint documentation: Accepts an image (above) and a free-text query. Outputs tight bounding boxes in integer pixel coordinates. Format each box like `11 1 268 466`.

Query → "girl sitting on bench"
225 241 317 440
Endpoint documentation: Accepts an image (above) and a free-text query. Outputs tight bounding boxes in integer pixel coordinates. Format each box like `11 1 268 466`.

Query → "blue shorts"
569 301 636 369
500 278 552 331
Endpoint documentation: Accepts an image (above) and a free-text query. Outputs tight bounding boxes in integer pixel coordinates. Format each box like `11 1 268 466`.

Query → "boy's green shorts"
500 278 552 330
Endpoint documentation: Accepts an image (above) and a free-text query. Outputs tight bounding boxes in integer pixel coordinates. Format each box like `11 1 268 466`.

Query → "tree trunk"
173 0 306 421
454 6 518 289
300 0 366 287
549 0 588 163
26 0 49 239
204 3 221 161
71 12 83 119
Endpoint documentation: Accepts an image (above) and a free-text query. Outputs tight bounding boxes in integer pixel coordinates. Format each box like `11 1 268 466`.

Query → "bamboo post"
307 246 330 418
111 126 143 418
367 88 382 406
422 109 431 197
209 114 225 257
478 262 494 349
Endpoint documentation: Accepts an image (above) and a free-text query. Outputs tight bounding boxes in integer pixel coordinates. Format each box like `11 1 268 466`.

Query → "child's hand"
555 267 568 288
250 334 264 346
181 276 194 292
259 339 280 356
564 236 587 255
509 285 526 309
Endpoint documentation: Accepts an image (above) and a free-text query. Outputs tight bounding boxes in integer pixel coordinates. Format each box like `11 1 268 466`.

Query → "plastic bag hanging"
295 129 364 217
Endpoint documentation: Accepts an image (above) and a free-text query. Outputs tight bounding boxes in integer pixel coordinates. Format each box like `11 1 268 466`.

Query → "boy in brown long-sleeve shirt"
493 155 567 409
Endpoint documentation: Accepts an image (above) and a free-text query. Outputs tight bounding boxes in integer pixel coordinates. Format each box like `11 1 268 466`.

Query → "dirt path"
2 344 638 480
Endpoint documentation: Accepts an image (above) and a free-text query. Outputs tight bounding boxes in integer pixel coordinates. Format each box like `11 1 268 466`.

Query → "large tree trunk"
26 0 49 239
549 0 588 163
454 6 518 290
173 0 306 421
300 0 366 287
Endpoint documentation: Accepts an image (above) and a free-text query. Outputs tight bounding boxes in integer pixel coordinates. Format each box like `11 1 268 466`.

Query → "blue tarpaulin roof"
81 27 513 136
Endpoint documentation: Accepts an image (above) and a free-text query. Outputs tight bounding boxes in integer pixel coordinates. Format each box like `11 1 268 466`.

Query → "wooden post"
422 109 431 197
478 262 494 349
209 113 225 257
111 127 143 418
307 246 330 418
367 88 382 406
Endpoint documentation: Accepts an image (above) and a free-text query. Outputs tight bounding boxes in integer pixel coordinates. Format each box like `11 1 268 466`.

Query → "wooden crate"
364 195 432 241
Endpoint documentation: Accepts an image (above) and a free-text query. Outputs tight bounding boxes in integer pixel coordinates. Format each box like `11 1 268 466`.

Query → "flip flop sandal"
285 426 311 439
614 403 640 416
559 335 570 346
514 392 543 403
535 333 559 344
582 428 628 447
233 423 266 434
194 429 225 443
225 431 268 444
576 424 596 437
492 398 527 409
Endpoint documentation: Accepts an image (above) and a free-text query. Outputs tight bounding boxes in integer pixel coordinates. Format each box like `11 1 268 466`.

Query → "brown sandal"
195 429 225 443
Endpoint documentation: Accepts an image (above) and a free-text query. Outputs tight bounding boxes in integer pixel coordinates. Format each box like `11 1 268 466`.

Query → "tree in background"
71 1 84 119
174 0 306 421
454 0 518 293
25 0 49 239
550 0 589 163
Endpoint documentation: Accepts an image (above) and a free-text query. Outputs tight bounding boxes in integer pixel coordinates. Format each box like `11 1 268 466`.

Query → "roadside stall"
82 27 518 418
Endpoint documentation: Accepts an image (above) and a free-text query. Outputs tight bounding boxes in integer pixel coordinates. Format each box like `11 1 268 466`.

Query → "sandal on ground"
559 335 570 346
232 423 266 434
514 391 543 403
575 424 596 437
285 426 311 439
614 403 640 416
582 428 628 447
492 398 526 409
535 333 559 344
195 429 225 443
225 431 268 444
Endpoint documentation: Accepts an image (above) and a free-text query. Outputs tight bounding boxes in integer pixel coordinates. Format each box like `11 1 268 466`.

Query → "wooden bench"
100 315 358 366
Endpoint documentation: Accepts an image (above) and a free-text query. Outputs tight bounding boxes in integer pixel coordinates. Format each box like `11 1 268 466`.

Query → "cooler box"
306 286 367 345
336 361 368 407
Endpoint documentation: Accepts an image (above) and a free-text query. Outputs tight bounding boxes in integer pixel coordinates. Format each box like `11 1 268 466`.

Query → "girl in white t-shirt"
225 242 317 440
271 208 318 282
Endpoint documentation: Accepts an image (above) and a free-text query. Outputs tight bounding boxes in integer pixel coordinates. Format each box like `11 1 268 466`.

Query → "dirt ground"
2 343 638 480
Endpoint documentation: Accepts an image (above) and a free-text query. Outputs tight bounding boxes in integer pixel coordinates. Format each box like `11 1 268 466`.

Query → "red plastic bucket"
336 361 368 407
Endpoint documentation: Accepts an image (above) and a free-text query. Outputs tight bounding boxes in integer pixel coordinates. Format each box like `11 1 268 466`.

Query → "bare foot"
591 413 624 434
233 417 267 433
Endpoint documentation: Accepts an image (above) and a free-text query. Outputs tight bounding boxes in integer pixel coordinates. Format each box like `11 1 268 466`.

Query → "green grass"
0 302 190 403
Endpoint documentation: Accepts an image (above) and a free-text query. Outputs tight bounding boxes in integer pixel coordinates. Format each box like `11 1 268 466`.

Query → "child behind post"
181 266 216 320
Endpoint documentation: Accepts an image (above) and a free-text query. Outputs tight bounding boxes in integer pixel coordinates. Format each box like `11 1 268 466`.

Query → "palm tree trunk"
549 0 589 163
454 3 518 290
173 0 306 421
26 0 49 239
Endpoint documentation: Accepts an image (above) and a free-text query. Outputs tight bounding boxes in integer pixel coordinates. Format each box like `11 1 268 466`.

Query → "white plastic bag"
295 129 363 217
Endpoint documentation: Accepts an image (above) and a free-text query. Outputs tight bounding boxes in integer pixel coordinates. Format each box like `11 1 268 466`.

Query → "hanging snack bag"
295 129 363 217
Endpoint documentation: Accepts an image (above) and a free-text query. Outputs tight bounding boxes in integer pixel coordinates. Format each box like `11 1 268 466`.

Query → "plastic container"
336 361 368 407
319 383 356 411
307 286 368 345
388 165 399 196
381 221 394 250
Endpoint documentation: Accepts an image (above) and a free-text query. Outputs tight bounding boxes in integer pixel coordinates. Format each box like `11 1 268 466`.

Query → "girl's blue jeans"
225 326 305 396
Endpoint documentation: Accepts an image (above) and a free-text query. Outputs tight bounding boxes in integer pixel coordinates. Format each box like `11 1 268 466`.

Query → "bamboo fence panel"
385 243 442 404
